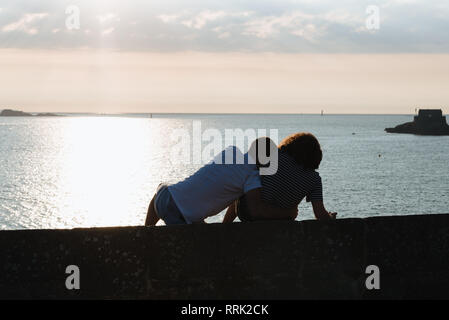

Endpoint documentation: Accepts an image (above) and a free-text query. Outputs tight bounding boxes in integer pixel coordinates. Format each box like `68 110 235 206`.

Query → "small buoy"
352 132 356 135
378 154 381 157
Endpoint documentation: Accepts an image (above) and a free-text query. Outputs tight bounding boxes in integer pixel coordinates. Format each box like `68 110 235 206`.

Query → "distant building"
414 109 447 129
385 109 449 135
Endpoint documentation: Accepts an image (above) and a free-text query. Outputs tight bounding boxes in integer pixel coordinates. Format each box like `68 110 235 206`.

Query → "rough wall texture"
1 214 449 299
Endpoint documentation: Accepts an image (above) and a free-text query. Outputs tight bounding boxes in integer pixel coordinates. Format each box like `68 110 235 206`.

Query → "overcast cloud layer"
0 0 448 52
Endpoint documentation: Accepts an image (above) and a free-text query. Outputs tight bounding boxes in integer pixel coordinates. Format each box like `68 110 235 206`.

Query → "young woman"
223 133 337 222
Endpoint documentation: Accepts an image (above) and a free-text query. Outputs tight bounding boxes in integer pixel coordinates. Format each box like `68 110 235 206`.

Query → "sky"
1 0 449 114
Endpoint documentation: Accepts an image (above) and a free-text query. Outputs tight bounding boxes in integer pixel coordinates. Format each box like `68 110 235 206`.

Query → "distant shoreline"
0 110 439 118
0 109 62 117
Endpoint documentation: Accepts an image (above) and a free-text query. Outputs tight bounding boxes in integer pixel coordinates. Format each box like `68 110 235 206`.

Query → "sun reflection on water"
51 117 165 228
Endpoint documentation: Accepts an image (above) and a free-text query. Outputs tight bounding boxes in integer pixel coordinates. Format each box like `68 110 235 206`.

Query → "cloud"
321 10 363 26
290 24 324 42
97 13 119 24
157 14 181 24
2 13 48 35
0 1 448 52
160 10 252 30
241 9 366 41
243 11 314 38
102 27 115 35
218 31 231 39
181 10 228 29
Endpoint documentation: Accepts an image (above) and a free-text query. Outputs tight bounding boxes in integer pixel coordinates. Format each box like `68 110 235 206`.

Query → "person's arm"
244 188 298 221
223 203 237 223
311 201 337 220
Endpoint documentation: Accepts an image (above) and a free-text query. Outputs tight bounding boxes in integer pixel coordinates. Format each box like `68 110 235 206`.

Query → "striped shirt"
261 151 323 208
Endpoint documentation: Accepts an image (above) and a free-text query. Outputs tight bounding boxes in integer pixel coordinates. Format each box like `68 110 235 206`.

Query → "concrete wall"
1 214 449 299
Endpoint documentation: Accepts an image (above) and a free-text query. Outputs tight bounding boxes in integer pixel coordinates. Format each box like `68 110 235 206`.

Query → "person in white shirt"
145 145 261 225
145 139 295 226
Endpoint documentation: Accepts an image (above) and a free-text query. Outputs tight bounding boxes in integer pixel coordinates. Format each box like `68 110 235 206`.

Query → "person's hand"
328 212 337 219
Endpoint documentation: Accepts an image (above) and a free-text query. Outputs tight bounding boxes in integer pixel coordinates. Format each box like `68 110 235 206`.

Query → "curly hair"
278 132 322 170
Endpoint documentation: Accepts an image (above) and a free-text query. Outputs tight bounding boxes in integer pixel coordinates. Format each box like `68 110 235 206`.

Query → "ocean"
0 113 448 230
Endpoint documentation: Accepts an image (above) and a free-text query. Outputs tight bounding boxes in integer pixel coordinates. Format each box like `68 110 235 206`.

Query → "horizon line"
1 109 440 116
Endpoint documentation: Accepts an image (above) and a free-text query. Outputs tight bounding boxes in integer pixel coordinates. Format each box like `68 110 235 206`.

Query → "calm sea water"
0 114 448 230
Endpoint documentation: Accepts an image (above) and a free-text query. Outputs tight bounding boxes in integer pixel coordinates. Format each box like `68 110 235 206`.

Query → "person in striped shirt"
223 133 337 222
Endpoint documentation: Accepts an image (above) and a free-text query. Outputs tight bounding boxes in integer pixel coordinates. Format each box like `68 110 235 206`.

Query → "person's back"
259 132 335 220
260 150 323 208
169 146 261 223
224 133 336 222
145 145 262 226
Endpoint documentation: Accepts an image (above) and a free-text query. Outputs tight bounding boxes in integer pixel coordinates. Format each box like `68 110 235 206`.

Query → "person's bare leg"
145 194 159 226
223 202 237 223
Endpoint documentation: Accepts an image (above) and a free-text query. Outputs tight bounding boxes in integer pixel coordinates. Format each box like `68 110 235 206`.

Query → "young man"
144 141 294 226
223 133 337 222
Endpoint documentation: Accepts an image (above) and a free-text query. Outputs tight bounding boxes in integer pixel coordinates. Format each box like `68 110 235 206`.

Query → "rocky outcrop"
0 109 60 117
0 109 33 116
386 109 449 135
35 113 60 117
1 214 449 299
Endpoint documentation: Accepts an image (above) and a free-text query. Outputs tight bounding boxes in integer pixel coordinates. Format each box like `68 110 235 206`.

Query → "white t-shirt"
168 146 262 223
